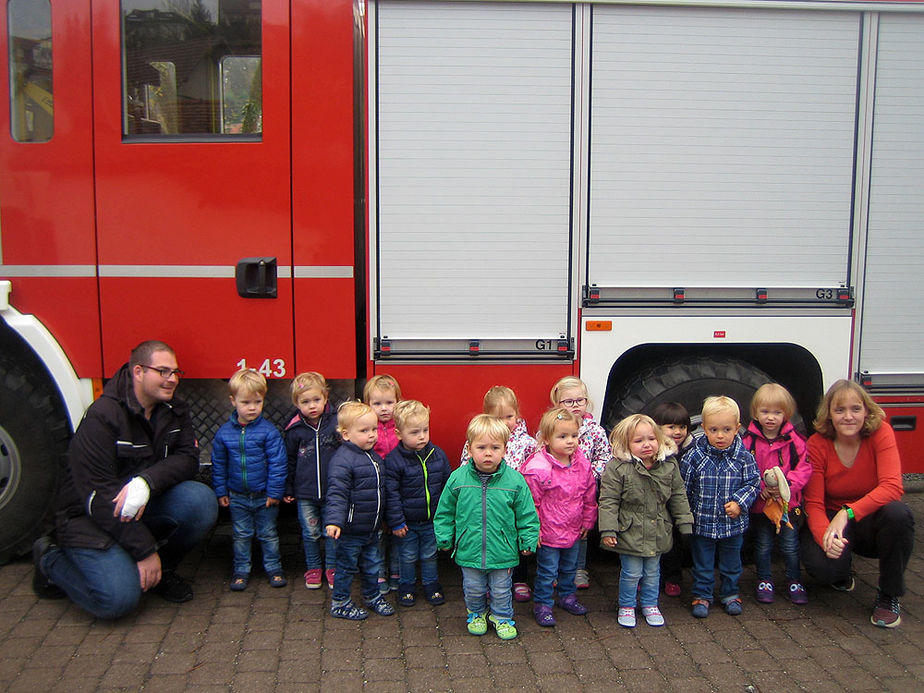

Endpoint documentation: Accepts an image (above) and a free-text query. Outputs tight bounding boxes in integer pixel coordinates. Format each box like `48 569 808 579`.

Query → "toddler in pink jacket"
521 408 597 627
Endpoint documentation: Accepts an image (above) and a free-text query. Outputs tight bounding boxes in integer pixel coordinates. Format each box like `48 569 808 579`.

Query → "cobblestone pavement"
1 490 921 692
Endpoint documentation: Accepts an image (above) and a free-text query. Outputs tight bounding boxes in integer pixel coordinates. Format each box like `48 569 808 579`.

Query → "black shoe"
32 536 66 599
424 582 445 606
153 570 193 603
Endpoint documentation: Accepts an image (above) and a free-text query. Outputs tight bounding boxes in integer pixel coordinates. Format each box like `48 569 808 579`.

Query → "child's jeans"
752 514 801 581
534 542 579 607
461 566 514 619
377 530 401 580
618 554 661 608
690 533 744 603
296 499 336 571
229 492 282 576
397 522 439 591
332 531 381 606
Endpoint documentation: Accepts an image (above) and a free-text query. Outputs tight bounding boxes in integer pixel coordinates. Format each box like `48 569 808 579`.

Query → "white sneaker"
617 607 636 628
575 569 590 589
641 606 665 626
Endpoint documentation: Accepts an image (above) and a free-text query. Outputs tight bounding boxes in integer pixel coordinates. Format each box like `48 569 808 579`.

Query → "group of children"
211 367 811 639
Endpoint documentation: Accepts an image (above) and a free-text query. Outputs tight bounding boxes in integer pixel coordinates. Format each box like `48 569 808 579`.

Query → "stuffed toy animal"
762 466 793 534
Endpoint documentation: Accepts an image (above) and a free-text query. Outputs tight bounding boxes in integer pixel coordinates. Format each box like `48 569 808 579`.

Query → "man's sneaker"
378 577 390 595
641 606 665 626
691 599 710 618
153 571 193 603
756 580 775 604
870 591 901 628
724 597 743 616
575 569 590 590
534 604 556 627
424 583 445 605
466 611 488 636
513 582 532 602
831 575 855 592
663 581 681 597
304 569 323 590
788 581 808 605
556 594 587 615
32 537 65 599
366 596 395 616
617 607 636 628
488 615 518 640
325 568 336 589
331 600 368 620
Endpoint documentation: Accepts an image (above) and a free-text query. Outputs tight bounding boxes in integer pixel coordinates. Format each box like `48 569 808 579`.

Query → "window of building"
122 0 262 138
8 0 53 143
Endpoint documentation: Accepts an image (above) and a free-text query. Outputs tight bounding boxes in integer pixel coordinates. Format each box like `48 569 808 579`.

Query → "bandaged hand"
118 477 150 520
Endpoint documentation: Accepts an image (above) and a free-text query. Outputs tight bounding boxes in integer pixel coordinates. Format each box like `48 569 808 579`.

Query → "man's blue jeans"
43 480 217 619
397 522 439 591
229 492 282 576
461 566 514 619
296 499 335 571
534 542 579 607
332 531 382 606
752 514 801 581
618 554 661 608
690 533 744 603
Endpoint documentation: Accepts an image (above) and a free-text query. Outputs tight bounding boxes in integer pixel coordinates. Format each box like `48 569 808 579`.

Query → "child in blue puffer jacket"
325 402 395 620
212 369 288 591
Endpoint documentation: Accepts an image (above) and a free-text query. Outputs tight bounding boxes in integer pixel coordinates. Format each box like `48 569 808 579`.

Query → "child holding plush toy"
742 383 811 605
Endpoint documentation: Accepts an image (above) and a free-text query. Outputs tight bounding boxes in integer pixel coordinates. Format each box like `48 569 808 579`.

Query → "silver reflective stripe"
86 490 96 516
0 264 352 279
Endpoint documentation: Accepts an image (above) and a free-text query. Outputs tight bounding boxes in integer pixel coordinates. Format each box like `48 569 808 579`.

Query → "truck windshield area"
121 0 262 138
8 0 53 143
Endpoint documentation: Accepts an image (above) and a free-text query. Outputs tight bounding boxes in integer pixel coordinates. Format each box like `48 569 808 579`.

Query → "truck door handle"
235 257 278 298
890 415 916 432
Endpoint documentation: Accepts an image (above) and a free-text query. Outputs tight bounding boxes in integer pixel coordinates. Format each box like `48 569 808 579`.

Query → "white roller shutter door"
858 14 924 381
587 6 860 291
372 1 574 352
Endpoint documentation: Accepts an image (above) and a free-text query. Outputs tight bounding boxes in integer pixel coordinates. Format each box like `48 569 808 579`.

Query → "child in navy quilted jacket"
211 369 288 591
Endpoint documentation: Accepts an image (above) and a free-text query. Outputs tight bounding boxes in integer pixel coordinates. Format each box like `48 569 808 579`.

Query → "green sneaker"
466 610 488 636
488 615 518 640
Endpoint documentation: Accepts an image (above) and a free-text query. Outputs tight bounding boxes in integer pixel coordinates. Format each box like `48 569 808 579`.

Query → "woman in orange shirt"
801 380 914 628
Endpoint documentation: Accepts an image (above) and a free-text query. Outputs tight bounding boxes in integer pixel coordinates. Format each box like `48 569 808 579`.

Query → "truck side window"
8 0 53 143
121 1 262 138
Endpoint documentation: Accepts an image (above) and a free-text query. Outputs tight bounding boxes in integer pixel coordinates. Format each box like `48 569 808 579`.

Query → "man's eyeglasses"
141 365 185 379
560 397 587 407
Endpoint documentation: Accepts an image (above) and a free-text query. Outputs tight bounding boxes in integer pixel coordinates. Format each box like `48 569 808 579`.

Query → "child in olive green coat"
598 414 693 628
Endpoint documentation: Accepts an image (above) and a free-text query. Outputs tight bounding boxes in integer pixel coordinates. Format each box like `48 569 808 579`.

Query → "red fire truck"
1 0 922 561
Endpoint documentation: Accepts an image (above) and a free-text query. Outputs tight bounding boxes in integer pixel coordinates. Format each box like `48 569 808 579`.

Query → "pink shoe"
304 569 322 590
664 581 681 597
325 568 336 589
513 582 532 602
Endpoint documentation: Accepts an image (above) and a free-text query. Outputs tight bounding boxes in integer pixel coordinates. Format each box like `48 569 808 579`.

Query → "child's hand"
724 501 741 518
218 495 230 507
579 528 589 540
283 495 295 504
759 488 771 501
520 550 533 556
393 527 408 538
602 536 618 548
326 524 341 539
266 497 280 507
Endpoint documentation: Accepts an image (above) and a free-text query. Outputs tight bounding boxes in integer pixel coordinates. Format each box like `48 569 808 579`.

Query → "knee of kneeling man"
94 585 142 620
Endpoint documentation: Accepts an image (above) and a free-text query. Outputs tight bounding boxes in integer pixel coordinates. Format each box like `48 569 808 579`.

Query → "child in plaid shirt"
680 396 759 618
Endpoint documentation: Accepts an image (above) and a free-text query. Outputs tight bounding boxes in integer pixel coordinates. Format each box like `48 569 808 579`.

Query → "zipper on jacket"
239 425 248 492
313 423 321 499
481 474 489 570
418 448 435 519
366 451 382 528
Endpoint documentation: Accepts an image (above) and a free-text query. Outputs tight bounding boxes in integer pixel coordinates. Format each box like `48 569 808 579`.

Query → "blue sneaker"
366 596 395 616
724 598 743 616
691 599 710 618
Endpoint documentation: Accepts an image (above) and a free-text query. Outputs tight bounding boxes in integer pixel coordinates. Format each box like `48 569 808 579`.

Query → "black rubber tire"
605 356 777 432
0 356 69 564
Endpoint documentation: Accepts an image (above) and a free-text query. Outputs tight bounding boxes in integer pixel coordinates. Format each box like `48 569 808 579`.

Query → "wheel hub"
0 423 21 513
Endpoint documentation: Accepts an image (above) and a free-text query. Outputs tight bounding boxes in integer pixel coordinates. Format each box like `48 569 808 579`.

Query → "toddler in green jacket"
434 414 540 640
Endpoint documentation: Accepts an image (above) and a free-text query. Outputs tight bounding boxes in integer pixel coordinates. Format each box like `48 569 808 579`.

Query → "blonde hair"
466 414 511 447
483 385 519 416
337 401 375 435
536 407 581 445
750 383 796 421
393 399 430 430
701 395 740 423
609 414 671 462
549 376 593 411
363 374 402 403
813 379 884 439
229 368 267 398
290 371 329 404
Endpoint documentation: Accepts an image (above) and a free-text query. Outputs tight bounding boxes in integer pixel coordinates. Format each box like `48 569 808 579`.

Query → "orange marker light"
586 321 613 331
